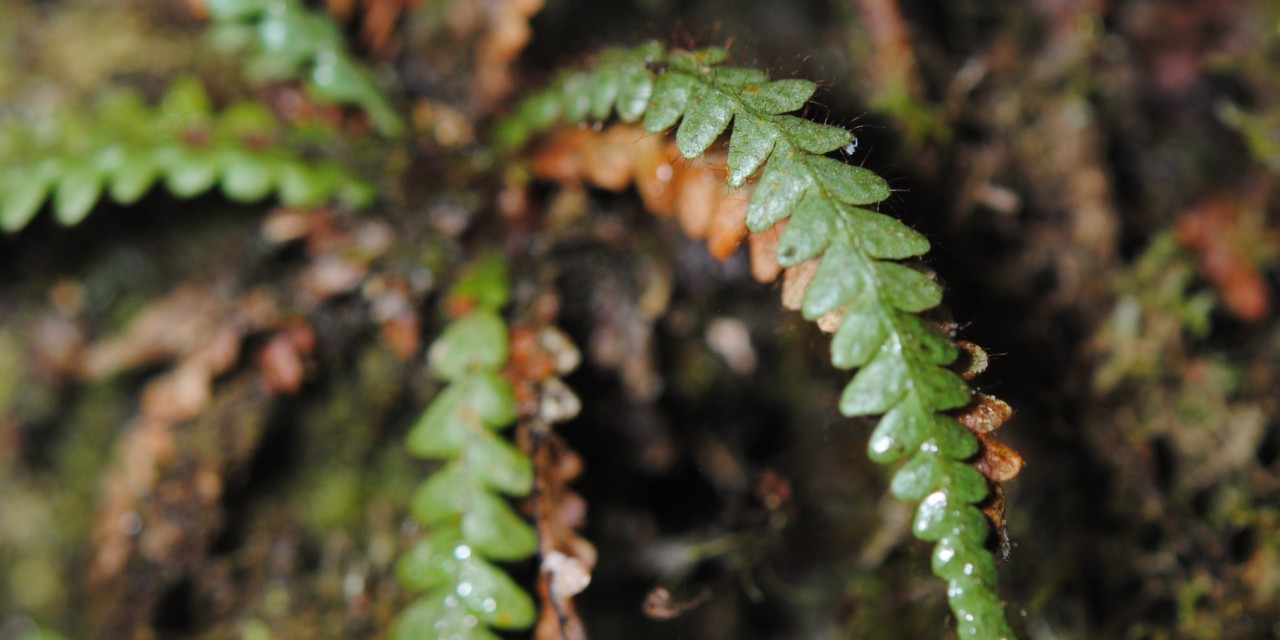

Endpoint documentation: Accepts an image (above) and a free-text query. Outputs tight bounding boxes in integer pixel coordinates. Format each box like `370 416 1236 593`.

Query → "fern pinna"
500 43 1020 639
0 78 372 232
395 255 538 639
203 0 405 136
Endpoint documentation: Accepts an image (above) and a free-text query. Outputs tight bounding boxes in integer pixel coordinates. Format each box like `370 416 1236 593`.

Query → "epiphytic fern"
499 43 1020 639
395 255 538 640
0 78 372 232
203 0 405 137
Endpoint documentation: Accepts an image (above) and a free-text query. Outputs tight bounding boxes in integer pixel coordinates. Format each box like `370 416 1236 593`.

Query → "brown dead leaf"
755 468 794 513
81 285 231 380
980 483 1012 561
634 141 679 216
954 340 991 381
641 586 712 620
748 221 785 283
257 322 316 396
1175 198 1274 322
367 277 422 360
359 0 415 57
974 432 1026 483
674 164 719 240
957 393 1014 435
583 125 645 190
781 259 820 312
474 0 545 105
706 191 749 260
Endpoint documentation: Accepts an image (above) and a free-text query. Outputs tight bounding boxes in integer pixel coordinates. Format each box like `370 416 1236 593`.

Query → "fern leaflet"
0 78 373 233
394 255 537 640
205 0 405 136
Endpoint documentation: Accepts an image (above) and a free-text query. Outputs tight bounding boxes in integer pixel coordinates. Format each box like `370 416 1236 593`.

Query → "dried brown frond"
505 307 592 640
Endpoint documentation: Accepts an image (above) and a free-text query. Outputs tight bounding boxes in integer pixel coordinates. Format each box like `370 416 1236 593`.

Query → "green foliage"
1217 101 1280 173
1093 233 1214 392
394 256 537 640
15 629 68 640
0 78 373 233
205 0 404 136
499 42 1015 639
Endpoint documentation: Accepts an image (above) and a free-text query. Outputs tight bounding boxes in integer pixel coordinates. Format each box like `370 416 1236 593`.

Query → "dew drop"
870 435 897 456
463 615 478 628
936 547 955 563
916 490 948 531
456 582 473 597
444 595 459 608
927 491 947 506
454 544 472 560
482 598 497 612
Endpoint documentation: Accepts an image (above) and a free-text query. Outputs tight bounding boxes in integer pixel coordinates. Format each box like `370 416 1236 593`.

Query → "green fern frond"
394 254 537 640
499 43 1016 639
204 0 405 137
0 78 373 233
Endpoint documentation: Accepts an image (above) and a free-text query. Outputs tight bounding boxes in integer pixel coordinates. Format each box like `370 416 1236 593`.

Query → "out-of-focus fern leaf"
429 311 510 379
396 531 536 635
446 252 513 311
52 164 103 226
497 42 1018 639
205 0 404 136
0 79 372 233
395 255 538 640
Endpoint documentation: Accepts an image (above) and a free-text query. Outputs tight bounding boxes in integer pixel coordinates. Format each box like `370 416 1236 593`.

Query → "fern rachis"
500 42 1021 639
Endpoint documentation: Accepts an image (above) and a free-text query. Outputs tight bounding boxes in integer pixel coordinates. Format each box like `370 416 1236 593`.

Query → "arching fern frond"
0 78 373 233
499 43 1017 639
395 255 537 640
204 0 405 136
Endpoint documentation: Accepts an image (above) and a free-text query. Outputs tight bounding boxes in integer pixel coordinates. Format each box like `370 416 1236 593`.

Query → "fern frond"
204 0 405 136
0 78 373 233
500 43 1018 638
395 254 537 640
